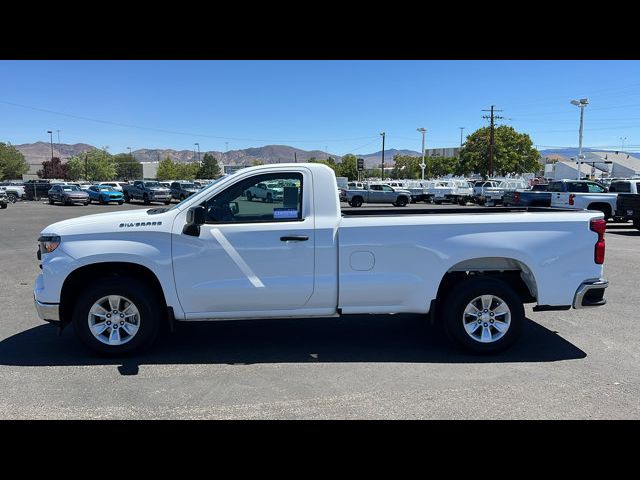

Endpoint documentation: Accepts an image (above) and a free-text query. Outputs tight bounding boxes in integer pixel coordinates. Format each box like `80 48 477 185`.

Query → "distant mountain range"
14 141 422 173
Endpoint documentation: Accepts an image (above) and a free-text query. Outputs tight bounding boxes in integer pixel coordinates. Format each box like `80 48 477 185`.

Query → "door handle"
280 235 309 242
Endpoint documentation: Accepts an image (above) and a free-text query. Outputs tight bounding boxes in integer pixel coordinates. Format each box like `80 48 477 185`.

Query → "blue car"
88 185 125 205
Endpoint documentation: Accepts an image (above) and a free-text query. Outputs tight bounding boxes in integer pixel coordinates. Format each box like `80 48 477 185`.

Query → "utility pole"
85 153 88 181
294 151 297 163
47 130 54 160
195 143 201 166
380 132 385 180
56 129 60 144
570 98 589 180
482 106 504 177
459 127 465 149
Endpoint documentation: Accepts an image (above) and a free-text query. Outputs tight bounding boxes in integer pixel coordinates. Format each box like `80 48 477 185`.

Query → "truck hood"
41 207 176 236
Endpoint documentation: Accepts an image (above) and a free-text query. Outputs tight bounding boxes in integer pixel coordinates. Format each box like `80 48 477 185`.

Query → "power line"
482 105 504 177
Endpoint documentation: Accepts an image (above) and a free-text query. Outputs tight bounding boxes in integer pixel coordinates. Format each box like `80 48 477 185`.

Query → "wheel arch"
59 262 168 327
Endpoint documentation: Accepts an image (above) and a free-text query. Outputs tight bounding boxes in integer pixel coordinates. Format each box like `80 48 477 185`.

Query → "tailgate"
551 192 571 207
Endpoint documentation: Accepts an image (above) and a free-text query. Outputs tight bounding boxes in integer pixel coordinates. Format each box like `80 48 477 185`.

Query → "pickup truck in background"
33 163 609 356
549 179 617 220
245 181 284 203
170 181 200 201
345 183 412 207
616 193 640 229
0 183 26 203
122 180 172 205
502 184 551 207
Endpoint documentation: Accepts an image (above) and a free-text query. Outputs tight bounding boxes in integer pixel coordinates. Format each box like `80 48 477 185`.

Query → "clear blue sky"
1 60 640 155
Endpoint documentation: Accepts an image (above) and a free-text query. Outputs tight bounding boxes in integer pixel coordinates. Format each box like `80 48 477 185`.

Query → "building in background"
141 161 159 179
425 147 460 158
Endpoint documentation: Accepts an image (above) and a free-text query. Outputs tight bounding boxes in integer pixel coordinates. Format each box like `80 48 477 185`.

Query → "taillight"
590 218 606 264
569 194 575 206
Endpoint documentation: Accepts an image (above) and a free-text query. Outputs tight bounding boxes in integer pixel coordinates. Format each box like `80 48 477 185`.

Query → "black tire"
7 193 17 203
266 193 273 203
83 202 89 206
634 219 640 231
164 200 171 205
99 195 106 205
48 197 54 205
118 201 124 205
124 193 131 203
350 197 363 207
180 194 185 201
441 276 524 354
1 203 7 209
72 277 163 356
395 196 408 207
433 200 443 205
246 192 252 201
143 194 150 205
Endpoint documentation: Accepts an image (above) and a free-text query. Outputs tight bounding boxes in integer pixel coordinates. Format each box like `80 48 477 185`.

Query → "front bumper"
573 278 608 309
34 295 60 321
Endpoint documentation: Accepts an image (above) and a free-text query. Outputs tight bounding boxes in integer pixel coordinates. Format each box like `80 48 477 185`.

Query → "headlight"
38 235 61 254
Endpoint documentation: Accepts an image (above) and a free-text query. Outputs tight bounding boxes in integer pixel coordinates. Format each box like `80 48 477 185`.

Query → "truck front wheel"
442 277 524 354
394 197 408 207
124 193 130 203
72 278 162 356
634 219 640 231
349 197 363 207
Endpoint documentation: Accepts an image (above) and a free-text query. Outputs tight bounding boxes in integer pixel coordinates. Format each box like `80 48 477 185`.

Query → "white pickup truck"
548 180 617 220
33 163 609 356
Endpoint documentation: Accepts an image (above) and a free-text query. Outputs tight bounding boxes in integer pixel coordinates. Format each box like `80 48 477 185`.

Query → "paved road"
0 200 638 418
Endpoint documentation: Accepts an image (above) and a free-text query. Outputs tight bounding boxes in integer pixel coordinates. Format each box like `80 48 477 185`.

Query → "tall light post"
620 136 627 152
46 130 54 160
570 98 589 180
380 132 386 180
127 147 133 180
194 142 201 166
417 127 426 180
459 127 465 149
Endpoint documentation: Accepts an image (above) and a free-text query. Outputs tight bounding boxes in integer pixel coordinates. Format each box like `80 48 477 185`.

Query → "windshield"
62 186 80 191
181 183 197 189
144 181 161 188
98 186 116 191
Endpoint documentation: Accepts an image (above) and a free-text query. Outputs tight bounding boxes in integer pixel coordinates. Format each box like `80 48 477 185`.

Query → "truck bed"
341 206 578 216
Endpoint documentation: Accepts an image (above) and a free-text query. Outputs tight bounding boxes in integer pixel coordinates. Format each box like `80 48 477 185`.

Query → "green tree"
65 148 116 181
0 142 29 180
391 155 421 179
336 154 358 180
175 162 199 180
197 153 221 179
156 156 178 181
458 126 540 176
113 153 142 180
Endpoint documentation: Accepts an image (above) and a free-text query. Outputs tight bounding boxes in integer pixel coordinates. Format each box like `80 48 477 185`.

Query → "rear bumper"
573 278 608 309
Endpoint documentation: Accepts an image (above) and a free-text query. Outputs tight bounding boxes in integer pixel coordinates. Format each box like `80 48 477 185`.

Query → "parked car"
87 185 125 205
170 181 200 201
122 180 172 205
47 184 90 206
0 189 8 209
100 182 129 192
345 183 412 207
0 183 26 203
616 193 640 229
549 180 617 220
245 181 284 202
33 163 609 356
503 183 552 207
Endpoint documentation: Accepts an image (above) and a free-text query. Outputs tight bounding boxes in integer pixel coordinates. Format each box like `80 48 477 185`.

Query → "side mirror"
186 205 206 226
229 201 239 214
183 205 206 236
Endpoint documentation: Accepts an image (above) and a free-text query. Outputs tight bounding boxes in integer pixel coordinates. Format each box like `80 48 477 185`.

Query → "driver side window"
204 172 303 224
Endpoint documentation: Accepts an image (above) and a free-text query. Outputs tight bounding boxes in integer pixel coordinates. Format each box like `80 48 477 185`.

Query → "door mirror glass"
229 201 239 214
187 205 206 226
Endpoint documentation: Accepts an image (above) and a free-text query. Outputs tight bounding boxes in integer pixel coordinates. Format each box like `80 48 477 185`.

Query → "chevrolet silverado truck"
122 180 172 205
615 193 640 229
345 183 412 207
33 163 609 356
549 180 617 220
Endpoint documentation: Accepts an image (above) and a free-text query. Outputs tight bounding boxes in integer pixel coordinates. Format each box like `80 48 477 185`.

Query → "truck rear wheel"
634 219 640 231
441 276 524 354
143 194 150 205
349 197 363 207
394 197 408 207
72 278 162 356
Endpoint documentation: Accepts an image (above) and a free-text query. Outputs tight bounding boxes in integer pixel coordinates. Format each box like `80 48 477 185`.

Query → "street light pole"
620 137 627 152
195 142 200 166
459 127 465 149
380 132 386 180
47 130 54 160
417 128 426 180
571 98 589 180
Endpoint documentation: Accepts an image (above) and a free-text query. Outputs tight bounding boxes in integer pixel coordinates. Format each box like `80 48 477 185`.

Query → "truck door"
171 169 315 315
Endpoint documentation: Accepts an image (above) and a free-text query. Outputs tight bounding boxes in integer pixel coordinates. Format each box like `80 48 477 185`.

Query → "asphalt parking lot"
0 199 638 419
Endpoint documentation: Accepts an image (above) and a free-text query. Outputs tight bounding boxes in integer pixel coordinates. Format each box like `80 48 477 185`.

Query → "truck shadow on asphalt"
0 315 586 373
